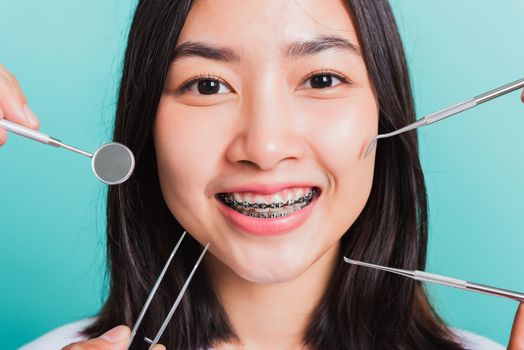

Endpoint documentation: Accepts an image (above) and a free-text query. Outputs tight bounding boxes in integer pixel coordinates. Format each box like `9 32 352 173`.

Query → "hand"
508 303 524 349
62 325 166 350
0 64 40 146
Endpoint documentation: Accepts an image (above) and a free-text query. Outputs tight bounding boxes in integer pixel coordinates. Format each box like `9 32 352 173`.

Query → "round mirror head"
91 142 135 185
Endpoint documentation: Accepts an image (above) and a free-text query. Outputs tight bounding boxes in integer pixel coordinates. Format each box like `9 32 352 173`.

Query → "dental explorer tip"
343 257 358 265
363 138 377 158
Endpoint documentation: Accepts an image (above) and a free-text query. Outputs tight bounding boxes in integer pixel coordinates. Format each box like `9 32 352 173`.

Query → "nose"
226 86 305 171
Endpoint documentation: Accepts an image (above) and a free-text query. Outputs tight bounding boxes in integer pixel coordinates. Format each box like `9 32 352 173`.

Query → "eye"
180 76 232 95
301 72 349 89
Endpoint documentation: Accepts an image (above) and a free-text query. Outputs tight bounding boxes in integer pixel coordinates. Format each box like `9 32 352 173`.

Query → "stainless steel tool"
126 231 210 350
344 257 524 302
0 119 134 185
364 78 524 157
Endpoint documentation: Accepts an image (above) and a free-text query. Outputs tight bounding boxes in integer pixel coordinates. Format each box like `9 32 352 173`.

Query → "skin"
0 1 523 349
155 0 376 348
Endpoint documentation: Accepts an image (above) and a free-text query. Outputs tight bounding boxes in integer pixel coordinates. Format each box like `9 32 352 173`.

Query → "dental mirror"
0 118 135 185
91 142 135 185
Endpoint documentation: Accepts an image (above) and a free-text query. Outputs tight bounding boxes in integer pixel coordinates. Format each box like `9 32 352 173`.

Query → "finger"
0 106 7 146
62 325 130 350
508 303 524 350
0 63 18 82
521 89 523 103
0 65 40 129
0 128 6 146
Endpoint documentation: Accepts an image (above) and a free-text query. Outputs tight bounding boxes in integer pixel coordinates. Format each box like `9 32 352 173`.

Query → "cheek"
153 97 223 218
303 90 378 223
303 89 378 169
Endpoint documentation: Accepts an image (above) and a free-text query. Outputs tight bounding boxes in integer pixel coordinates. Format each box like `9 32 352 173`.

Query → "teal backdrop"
1 1 523 348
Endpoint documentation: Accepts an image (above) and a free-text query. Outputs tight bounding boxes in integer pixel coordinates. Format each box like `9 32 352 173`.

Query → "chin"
234 266 305 285
225 249 316 285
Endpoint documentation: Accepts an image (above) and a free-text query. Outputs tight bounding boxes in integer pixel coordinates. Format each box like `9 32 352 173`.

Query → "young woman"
4 0 523 349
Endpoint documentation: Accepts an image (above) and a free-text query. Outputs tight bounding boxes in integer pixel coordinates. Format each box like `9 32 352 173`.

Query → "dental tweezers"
343 257 524 302
127 231 210 349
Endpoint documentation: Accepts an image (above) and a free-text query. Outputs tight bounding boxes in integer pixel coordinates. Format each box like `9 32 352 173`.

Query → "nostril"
237 159 262 169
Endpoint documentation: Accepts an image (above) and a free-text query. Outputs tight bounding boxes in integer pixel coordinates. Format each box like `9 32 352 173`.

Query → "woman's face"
154 0 378 284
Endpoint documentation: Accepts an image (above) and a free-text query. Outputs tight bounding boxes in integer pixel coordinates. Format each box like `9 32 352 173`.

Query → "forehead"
178 0 358 52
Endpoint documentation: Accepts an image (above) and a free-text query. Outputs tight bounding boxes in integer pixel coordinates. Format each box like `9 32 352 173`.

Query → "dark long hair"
84 1 465 349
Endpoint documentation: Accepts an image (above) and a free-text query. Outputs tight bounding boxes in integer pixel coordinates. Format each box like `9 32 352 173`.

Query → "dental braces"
126 231 210 350
222 190 315 209
246 211 292 219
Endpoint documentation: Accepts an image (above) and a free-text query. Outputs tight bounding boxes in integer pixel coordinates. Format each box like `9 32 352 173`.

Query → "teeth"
253 194 268 205
254 206 270 213
246 211 291 219
285 191 294 204
227 187 312 205
220 187 317 218
272 193 283 205
294 188 304 201
233 193 242 203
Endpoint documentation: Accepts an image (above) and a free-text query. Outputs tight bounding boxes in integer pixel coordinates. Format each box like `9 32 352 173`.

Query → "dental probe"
364 77 524 158
344 257 524 302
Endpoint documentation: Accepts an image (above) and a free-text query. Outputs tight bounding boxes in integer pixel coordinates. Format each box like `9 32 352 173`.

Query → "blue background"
0 1 523 348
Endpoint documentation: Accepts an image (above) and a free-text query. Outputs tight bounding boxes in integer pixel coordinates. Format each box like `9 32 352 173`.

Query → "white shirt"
20 318 505 350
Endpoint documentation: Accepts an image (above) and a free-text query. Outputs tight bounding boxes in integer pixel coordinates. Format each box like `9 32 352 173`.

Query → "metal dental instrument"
127 231 188 348
126 230 210 350
364 77 524 158
0 119 135 185
343 257 524 302
147 243 209 350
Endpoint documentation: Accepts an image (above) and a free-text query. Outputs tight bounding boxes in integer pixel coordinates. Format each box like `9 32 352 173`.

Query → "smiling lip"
217 182 317 195
216 184 320 237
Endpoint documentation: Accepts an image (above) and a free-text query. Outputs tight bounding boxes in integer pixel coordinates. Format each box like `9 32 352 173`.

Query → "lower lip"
216 191 319 237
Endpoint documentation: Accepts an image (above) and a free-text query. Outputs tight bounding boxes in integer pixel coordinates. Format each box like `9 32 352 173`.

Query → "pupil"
310 75 332 89
198 80 220 94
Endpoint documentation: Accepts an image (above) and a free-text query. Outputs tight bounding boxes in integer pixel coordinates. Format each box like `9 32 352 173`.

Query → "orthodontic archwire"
126 231 210 349
364 77 524 158
344 257 524 302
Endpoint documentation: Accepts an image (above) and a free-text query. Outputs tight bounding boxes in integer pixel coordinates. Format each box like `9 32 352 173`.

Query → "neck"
205 243 339 350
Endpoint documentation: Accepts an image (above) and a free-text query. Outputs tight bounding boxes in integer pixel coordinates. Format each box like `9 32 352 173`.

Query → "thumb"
97 326 166 350
62 325 130 350
99 325 131 345
508 303 524 350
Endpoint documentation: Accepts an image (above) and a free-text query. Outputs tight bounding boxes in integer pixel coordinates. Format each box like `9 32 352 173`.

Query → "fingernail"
100 325 130 343
23 103 39 127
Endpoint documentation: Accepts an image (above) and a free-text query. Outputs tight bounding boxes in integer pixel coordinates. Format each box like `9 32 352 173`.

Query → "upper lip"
216 182 320 195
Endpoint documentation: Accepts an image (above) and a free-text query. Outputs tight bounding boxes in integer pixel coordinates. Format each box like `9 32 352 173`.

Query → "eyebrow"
284 35 360 58
172 41 241 63
171 35 360 63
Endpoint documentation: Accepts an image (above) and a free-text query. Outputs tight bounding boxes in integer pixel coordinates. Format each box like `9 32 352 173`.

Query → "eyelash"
177 70 352 94
177 73 231 94
301 69 352 88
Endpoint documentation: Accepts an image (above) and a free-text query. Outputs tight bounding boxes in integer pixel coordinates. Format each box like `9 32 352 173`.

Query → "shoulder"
451 328 505 350
19 318 94 350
